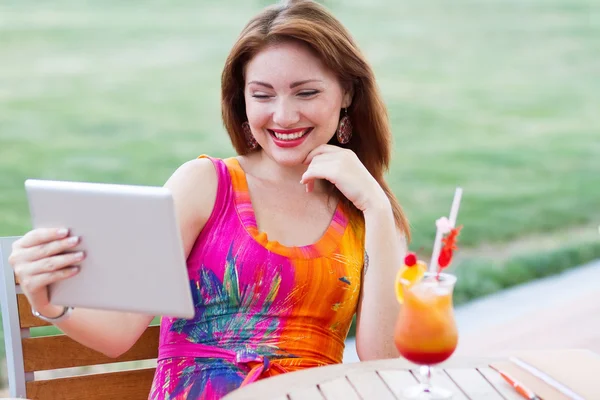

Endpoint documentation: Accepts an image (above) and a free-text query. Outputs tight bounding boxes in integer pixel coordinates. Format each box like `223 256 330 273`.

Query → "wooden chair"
0 236 159 400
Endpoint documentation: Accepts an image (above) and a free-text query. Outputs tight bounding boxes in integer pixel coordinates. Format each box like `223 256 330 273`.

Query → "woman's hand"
301 144 389 212
8 228 84 317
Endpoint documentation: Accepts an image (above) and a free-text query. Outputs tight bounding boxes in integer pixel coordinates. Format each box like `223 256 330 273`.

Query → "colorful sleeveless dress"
149 156 365 400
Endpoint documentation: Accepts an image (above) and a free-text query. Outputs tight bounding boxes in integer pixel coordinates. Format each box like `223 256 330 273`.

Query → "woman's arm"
299 144 407 361
14 158 218 358
355 203 407 360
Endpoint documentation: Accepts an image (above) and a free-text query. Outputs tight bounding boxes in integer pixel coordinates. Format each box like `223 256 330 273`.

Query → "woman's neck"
241 151 328 193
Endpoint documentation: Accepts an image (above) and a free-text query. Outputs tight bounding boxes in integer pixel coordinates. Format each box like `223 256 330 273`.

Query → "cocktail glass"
394 272 458 400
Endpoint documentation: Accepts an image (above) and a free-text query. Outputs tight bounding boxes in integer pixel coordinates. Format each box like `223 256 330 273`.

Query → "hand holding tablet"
23 179 195 319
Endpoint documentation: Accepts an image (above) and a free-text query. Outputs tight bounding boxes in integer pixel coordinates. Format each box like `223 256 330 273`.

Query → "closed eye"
252 94 271 99
298 90 320 98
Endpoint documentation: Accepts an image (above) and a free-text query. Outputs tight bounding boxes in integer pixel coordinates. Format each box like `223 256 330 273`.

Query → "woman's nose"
272 98 300 128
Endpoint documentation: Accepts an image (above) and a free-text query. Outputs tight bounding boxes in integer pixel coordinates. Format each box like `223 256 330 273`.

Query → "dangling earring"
242 121 258 150
336 108 353 144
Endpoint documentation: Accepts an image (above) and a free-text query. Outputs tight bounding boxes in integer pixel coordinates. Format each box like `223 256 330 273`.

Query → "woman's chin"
272 153 307 167
264 145 310 167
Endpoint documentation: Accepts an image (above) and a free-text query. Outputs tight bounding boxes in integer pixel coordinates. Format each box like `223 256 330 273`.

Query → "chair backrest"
0 236 159 400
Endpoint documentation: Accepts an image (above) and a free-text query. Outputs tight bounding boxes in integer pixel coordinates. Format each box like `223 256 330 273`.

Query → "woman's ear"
342 84 354 109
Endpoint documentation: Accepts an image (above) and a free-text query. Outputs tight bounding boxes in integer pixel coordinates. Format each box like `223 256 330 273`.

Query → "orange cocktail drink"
394 272 458 365
394 271 458 399
394 273 458 365
394 189 462 399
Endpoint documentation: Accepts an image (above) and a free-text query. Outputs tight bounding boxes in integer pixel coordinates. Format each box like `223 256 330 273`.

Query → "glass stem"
420 365 432 392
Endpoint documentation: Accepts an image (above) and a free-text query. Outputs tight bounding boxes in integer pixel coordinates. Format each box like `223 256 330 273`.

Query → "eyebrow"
247 79 323 89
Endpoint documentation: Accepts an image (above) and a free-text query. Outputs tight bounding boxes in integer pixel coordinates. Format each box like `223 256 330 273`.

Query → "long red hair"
221 0 410 239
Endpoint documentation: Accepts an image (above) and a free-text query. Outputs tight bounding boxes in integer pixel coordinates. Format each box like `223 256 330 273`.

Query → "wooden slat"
445 368 504 399
346 370 395 400
413 367 469 400
478 367 523 400
18 294 52 328
377 369 419 397
318 377 360 400
288 386 325 400
26 367 155 400
222 357 499 400
23 326 159 372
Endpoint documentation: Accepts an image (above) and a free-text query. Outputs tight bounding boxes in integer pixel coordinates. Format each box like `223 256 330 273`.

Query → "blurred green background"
1 0 599 386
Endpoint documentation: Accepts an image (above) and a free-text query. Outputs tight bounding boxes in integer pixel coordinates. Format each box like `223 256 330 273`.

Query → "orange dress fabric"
149 156 365 399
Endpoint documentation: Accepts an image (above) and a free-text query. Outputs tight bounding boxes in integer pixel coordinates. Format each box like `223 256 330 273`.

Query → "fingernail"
57 228 69 237
74 251 85 260
68 236 79 245
71 266 80 273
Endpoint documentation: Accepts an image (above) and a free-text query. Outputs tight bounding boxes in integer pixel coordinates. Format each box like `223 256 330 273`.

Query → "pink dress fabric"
148 156 365 399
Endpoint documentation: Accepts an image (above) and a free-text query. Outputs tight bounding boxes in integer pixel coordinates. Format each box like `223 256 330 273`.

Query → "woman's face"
244 40 352 166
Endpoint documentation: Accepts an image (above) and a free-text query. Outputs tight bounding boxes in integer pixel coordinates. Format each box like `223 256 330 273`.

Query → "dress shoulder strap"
196 155 233 233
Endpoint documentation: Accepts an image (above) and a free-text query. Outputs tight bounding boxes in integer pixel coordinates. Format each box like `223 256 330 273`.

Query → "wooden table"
223 356 524 400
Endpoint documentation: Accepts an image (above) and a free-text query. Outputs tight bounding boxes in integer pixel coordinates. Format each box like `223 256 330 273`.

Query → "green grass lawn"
1 0 598 246
0 0 599 379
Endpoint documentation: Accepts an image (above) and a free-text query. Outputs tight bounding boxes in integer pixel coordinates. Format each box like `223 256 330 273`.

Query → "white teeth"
272 129 309 141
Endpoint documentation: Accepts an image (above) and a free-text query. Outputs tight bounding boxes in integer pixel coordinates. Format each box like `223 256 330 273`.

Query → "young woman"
8 0 410 398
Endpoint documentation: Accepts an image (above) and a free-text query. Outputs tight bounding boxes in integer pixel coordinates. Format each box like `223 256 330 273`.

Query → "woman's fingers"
301 159 338 192
303 144 344 165
31 235 80 262
10 235 80 265
17 228 70 249
8 228 83 311
13 251 84 285
305 180 315 193
26 251 85 276
19 266 81 296
302 159 337 182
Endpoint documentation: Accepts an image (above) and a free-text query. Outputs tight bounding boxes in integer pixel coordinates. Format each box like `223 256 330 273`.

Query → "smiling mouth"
268 128 313 141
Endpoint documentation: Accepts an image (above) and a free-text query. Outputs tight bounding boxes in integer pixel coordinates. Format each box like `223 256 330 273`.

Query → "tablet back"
25 179 195 319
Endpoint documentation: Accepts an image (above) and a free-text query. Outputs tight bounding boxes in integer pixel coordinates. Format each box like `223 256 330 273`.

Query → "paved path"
343 259 600 363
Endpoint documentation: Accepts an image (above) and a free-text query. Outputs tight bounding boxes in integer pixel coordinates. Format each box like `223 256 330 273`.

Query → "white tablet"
25 179 195 319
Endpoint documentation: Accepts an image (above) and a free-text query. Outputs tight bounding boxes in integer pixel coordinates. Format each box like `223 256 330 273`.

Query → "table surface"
223 356 526 400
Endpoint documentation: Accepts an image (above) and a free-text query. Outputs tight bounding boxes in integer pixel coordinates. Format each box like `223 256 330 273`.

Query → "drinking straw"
428 187 463 273
448 187 463 227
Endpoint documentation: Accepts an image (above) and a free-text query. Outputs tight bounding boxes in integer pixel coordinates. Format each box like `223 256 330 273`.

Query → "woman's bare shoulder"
164 157 219 256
